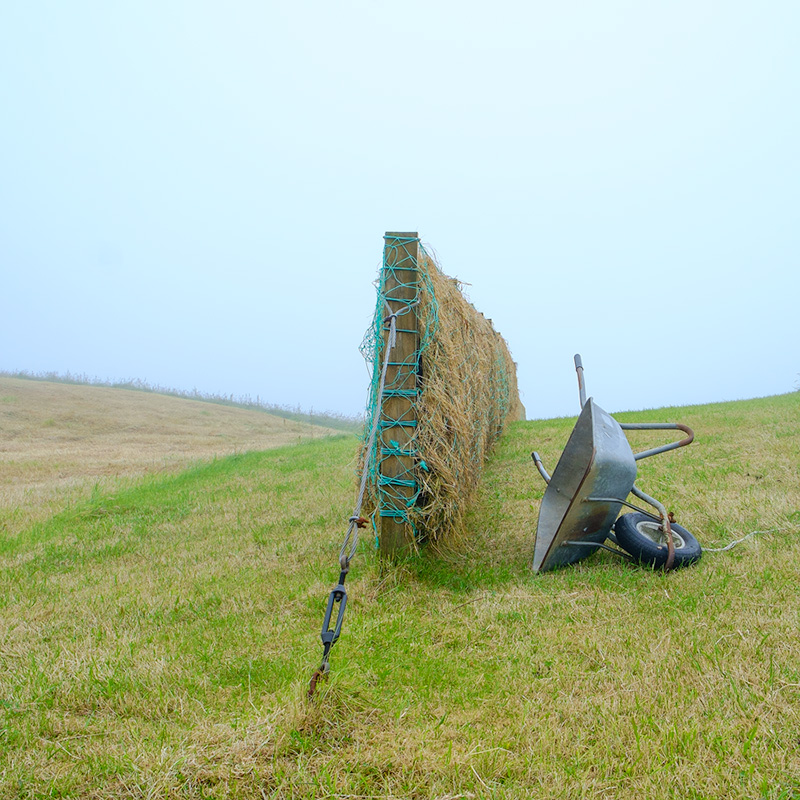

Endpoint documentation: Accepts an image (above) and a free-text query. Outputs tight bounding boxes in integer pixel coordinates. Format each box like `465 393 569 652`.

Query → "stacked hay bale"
362 243 524 548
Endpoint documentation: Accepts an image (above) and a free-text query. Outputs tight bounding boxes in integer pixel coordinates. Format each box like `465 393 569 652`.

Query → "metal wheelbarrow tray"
531 355 696 573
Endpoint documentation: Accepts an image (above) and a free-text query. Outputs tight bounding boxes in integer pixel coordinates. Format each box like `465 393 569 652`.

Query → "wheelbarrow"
531 355 701 572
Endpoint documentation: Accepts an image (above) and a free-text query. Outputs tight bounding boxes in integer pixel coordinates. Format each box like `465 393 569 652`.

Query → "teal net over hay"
360 236 521 544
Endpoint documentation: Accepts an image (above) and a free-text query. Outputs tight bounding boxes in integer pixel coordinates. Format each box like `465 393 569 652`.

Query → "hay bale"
361 247 523 547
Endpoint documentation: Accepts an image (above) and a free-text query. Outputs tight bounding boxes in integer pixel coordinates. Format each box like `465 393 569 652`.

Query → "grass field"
0 383 798 798
0 377 340 537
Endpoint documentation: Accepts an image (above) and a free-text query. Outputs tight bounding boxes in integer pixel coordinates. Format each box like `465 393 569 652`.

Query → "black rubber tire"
614 512 702 569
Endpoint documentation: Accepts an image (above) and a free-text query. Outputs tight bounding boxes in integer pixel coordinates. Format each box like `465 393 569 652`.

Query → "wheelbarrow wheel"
614 513 702 569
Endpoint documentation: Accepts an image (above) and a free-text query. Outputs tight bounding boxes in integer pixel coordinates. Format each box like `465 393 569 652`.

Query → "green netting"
360 236 522 547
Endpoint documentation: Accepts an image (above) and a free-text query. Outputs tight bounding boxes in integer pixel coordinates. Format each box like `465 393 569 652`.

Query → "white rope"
703 528 786 553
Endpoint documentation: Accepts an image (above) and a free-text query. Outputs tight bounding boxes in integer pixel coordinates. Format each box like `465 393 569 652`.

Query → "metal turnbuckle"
321 571 348 649
308 572 349 700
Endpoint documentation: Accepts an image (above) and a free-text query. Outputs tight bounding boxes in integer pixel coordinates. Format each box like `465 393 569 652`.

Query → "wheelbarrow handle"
531 451 551 484
619 422 695 460
574 354 587 409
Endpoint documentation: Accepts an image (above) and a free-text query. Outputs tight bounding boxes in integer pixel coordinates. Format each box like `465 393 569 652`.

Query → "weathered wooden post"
379 232 420 559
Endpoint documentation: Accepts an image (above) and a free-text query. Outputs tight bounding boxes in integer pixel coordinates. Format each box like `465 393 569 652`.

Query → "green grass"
0 394 798 797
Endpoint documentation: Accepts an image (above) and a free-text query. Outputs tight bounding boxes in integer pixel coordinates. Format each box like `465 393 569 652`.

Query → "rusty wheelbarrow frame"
531 355 694 573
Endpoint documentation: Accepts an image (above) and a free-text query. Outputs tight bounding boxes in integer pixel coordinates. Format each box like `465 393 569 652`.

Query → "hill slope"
0 391 798 798
0 377 341 532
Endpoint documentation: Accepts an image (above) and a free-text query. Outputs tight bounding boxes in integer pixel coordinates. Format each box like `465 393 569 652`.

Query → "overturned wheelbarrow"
531 355 701 572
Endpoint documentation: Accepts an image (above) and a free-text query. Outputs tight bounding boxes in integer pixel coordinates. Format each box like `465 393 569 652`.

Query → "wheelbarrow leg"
629 484 675 570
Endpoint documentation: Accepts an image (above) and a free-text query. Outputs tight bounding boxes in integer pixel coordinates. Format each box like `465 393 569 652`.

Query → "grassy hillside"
0 391 798 798
0 377 340 536
0 371 361 433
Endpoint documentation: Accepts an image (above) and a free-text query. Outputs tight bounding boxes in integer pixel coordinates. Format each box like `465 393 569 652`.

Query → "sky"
1 1 798 420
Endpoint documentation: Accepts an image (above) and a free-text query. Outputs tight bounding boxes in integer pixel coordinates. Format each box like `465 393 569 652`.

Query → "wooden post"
379 232 420 559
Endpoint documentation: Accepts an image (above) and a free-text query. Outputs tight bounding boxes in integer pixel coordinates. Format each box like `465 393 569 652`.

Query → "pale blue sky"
1 1 797 419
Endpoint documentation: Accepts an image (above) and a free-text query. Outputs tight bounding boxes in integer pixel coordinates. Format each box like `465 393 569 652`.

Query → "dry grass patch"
0 377 339 533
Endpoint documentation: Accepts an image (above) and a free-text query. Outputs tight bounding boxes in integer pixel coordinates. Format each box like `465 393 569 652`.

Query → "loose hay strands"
361 244 523 548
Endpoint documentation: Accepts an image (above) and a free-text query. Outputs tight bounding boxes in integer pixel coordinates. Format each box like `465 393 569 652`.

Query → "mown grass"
0 393 798 798
0 376 341 539
0 371 361 433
